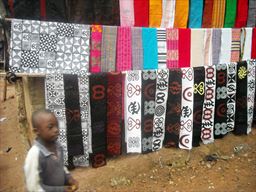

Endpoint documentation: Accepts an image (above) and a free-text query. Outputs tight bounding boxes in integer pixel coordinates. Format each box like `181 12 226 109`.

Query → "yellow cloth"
211 0 226 28
149 0 162 27
174 0 189 28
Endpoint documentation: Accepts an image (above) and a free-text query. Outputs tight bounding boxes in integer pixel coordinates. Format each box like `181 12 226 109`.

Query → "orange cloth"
174 0 189 28
211 0 226 28
149 0 162 27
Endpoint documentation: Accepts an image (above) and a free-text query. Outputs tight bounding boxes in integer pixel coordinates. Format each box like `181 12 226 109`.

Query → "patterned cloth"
212 29 222 65
141 70 156 153
9 19 90 74
247 0 256 27
219 28 232 63
224 0 237 28
119 0 134 26
235 0 249 28
202 0 214 28
157 28 167 69
174 0 189 28
101 26 117 72
90 25 102 73
188 0 203 28
241 28 253 60
231 29 241 62
149 0 162 27
134 0 149 27
125 71 142 153
191 29 205 67
178 29 191 68
166 28 179 68
152 69 169 151
116 27 132 71
161 0 176 28
132 27 143 70
211 0 226 28
164 69 182 148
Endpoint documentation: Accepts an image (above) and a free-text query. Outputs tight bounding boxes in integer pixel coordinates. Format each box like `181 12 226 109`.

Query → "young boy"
24 109 79 192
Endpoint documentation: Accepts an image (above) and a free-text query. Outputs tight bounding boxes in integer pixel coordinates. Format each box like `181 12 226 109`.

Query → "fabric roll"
157 28 167 69
161 0 176 28
211 0 226 28
241 28 253 60
235 0 249 28
247 60 256 134
90 25 102 73
224 0 237 28
252 28 256 59
134 0 149 27
247 0 256 27
192 67 205 147
119 0 134 26
179 68 194 150
204 29 213 66
132 27 143 70
89 73 107 168
174 0 189 28
101 26 117 72
188 0 203 28
166 28 179 68
226 62 237 132
231 29 241 62
201 66 216 144
141 70 156 153
164 69 182 148
214 64 228 139
116 27 132 71
142 28 158 69
152 69 169 151
107 72 122 156
191 29 205 67
202 0 214 28
219 28 232 63
149 0 162 27
125 71 142 153
234 61 248 135
178 29 191 68
212 29 222 65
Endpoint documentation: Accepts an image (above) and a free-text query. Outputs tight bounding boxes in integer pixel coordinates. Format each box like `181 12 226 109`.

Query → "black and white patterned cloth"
9 19 90 74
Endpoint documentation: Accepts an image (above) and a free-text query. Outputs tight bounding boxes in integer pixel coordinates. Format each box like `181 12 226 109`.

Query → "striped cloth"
119 0 134 26
134 0 149 26
211 0 226 28
149 0 162 27
174 0 189 28
188 0 203 28
132 27 143 70
157 28 167 69
231 29 241 62
202 0 214 28
90 25 102 73
166 28 179 68
235 0 249 28
161 0 176 28
190 29 205 67
247 0 256 27
224 0 237 28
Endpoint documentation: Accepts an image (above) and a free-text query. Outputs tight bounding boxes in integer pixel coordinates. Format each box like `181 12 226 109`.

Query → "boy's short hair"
32 109 53 128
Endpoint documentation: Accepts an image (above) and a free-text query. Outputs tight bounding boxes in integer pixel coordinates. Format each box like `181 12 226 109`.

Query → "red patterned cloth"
235 0 249 27
178 28 191 68
167 28 179 68
134 0 149 27
90 25 102 73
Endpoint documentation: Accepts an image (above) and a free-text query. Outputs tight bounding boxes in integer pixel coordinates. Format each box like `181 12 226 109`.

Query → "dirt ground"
1 79 256 192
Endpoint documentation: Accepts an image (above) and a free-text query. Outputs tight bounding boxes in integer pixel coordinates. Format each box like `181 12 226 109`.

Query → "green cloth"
224 0 237 28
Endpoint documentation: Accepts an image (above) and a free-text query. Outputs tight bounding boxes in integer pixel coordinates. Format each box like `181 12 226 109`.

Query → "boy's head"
32 109 59 143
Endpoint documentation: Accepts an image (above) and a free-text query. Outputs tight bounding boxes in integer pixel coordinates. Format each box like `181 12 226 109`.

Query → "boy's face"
34 113 59 143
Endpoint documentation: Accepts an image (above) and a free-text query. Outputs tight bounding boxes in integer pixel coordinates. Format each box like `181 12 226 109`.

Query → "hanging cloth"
212 29 222 65
202 0 214 28
179 68 194 150
231 29 241 62
234 61 248 135
204 29 213 66
116 27 132 71
161 0 176 28
157 28 167 69
132 27 143 70
141 70 156 153
142 28 158 69
107 72 122 156
201 66 216 144
149 0 162 27
178 29 191 68
190 29 205 67
219 28 232 63
247 0 256 27
252 28 256 59
174 0 189 28
166 28 179 68
226 62 237 132
247 60 256 134
188 0 203 28
164 69 182 148
90 25 102 73
119 0 134 26
235 0 249 28
125 71 142 153
134 0 149 27
101 26 117 72
224 0 237 28
89 73 108 168
152 69 169 151
211 0 226 28
192 67 205 147
214 63 228 139
241 28 253 60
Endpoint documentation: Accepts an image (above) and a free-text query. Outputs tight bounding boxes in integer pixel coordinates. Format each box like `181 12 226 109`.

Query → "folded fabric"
174 0 189 28
90 25 102 73
252 28 256 59
231 28 241 62
235 0 249 28
219 28 232 63
178 29 191 68
204 29 213 66
212 29 222 65
149 0 162 27
191 29 205 67
166 28 179 68
202 0 214 28
247 0 256 27
211 0 226 28
134 0 149 27
161 0 176 28
119 0 134 26
188 0 203 28
224 0 237 28
241 28 253 60
157 28 167 69
132 27 143 70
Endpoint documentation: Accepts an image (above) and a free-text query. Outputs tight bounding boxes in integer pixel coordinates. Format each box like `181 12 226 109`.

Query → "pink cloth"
119 0 135 26
167 28 179 68
90 25 102 73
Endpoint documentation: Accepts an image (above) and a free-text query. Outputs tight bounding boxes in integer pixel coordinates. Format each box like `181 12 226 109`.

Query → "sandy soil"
1 81 256 192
